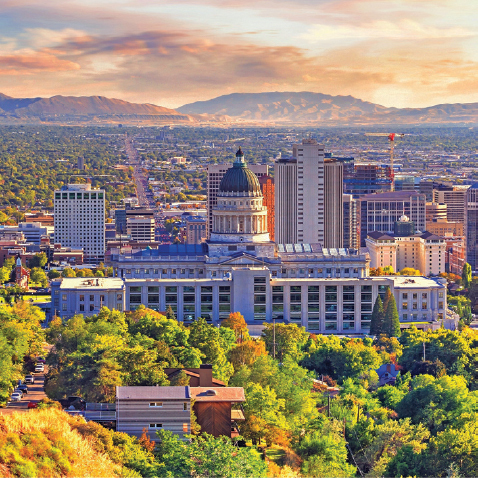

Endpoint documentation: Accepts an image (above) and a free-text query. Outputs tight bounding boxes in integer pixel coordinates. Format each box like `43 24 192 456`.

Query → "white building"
275 139 343 248
54 184 105 264
126 216 155 242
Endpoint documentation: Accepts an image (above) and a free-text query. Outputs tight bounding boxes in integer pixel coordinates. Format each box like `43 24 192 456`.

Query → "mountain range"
178 92 478 125
0 91 478 125
0 94 196 123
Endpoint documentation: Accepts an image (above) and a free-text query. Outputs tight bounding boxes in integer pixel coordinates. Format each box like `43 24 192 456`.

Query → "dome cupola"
218 147 262 196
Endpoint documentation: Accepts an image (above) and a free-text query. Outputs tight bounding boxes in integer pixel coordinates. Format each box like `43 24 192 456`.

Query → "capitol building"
53 149 450 334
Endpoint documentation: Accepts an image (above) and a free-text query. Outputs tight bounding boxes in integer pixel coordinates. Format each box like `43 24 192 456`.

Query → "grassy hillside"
0 409 122 477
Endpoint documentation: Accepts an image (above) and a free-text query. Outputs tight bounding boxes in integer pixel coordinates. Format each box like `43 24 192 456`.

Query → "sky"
1 0 477 109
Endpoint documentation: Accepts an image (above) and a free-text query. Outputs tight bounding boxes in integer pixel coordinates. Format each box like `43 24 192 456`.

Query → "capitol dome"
219 148 262 196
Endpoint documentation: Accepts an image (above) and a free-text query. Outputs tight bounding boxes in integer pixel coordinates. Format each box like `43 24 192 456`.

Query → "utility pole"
273 318 276 359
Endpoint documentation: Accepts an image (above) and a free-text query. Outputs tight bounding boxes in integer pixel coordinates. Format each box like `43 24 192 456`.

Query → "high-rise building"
275 139 343 248
467 184 478 272
419 179 453 202
344 163 393 197
206 162 267 238
433 185 469 225
343 194 357 250
426 202 447 223
259 175 275 242
394 175 416 191
54 184 105 263
358 191 426 246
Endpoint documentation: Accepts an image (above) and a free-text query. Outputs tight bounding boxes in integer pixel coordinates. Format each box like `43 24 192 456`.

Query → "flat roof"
116 386 190 400
59 277 124 290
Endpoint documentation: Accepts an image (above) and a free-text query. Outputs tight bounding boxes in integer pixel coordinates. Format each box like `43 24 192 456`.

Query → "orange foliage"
139 427 155 453
229 339 267 370
221 312 249 343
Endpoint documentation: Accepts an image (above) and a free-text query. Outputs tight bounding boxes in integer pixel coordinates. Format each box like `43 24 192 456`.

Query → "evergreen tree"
370 295 385 336
165 305 176 321
383 287 393 312
462 262 472 289
384 290 401 337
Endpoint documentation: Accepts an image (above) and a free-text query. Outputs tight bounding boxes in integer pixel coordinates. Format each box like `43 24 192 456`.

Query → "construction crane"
364 132 405 191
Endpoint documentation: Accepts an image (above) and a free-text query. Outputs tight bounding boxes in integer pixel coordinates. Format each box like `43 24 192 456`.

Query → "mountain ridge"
0 94 196 122
178 91 478 124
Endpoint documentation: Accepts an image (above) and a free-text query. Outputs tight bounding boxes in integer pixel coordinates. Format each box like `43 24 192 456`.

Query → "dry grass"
0 409 121 477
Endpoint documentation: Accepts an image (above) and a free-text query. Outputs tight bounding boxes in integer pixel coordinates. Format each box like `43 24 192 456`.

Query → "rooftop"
116 386 190 400
58 277 125 290
359 191 425 201
190 387 245 402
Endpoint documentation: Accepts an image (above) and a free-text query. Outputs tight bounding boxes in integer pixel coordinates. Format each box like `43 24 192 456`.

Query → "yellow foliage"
0 409 121 477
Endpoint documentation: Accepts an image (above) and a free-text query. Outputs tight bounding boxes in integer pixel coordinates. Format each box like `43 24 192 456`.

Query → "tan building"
275 139 343 248
185 216 206 244
426 202 447 223
433 186 469 224
366 231 446 276
426 219 464 237
126 216 155 242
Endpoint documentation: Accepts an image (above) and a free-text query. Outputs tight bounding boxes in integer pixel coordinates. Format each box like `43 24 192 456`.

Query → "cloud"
0 51 80 74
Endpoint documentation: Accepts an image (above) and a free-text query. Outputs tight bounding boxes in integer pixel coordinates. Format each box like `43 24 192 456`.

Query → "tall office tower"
206 162 268 238
394 175 415 191
343 194 358 249
259 175 275 242
54 184 105 264
467 184 478 272
419 179 453 202
426 202 447 223
433 185 469 225
77 156 85 170
275 139 343 247
358 191 426 246
344 163 393 197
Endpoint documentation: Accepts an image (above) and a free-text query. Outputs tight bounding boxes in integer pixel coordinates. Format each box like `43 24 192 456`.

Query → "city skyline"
1 0 477 109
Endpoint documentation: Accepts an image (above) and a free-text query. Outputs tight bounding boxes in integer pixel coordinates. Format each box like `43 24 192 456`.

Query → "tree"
370 295 385 336
0 266 11 284
462 262 472 289
28 252 48 269
62 267 76 278
261 323 308 361
165 305 176 321
384 290 401 337
400 267 421 276
30 267 48 287
48 269 61 280
221 312 250 343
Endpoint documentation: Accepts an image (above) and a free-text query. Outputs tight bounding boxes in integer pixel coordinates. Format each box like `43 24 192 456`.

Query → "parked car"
14 389 24 397
27 401 37 409
17 384 28 393
34 365 44 373
10 392 22 401
36 357 46 364
25 375 35 384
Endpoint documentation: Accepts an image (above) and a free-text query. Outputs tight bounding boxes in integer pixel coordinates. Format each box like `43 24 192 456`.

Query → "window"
79 304 84 312
149 424 162 429
90 295 94 301
89 304 94 312
183 402 188 411
80 295 84 301
62 304 67 311
149 402 163 407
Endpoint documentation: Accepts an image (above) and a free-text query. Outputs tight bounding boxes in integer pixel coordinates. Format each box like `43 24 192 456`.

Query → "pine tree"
370 295 385 336
166 305 176 321
383 287 393 312
384 291 401 337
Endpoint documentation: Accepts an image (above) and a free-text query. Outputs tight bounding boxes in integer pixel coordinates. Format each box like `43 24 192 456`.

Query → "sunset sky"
1 0 477 109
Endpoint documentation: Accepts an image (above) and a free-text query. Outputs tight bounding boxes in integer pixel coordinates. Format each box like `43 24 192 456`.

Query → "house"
116 386 191 442
376 363 400 386
115 384 245 441
190 387 245 438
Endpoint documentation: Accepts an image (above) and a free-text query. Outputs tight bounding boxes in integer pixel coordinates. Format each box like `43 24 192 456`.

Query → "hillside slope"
0 94 195 122
178 91 478 124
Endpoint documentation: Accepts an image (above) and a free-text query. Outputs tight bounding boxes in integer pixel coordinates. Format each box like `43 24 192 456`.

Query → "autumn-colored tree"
221 311 250 343
139 427 156 453
229 339 267 370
